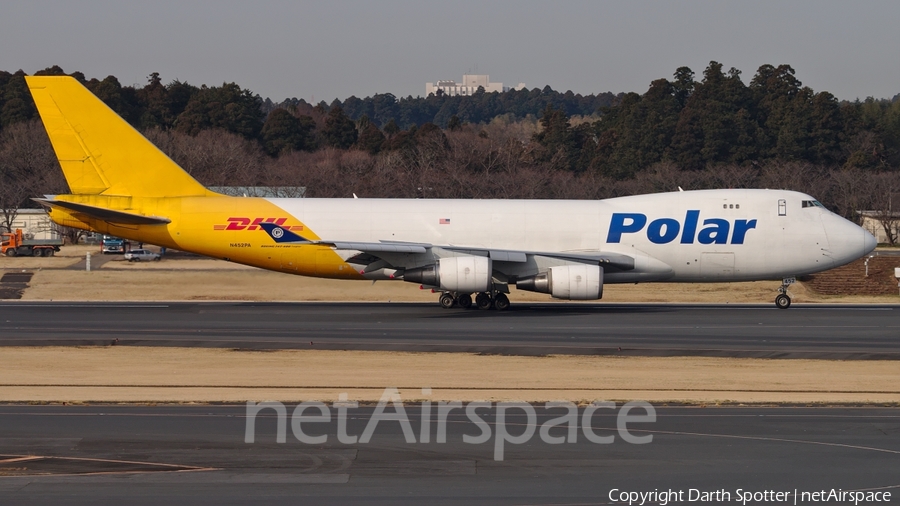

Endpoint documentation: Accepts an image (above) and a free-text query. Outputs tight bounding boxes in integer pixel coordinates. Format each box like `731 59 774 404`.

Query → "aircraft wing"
441 246 635 270
257 223 429 253
258 223 634 271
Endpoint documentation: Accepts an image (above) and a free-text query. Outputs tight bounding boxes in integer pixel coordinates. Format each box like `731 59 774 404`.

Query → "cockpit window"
802 200 825 208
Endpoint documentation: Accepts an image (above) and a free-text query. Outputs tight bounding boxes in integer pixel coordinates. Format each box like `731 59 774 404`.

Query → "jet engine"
516 265 603 300
403 256 492 293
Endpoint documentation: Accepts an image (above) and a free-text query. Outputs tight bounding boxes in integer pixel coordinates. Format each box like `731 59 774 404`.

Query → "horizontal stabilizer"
33 198 171 225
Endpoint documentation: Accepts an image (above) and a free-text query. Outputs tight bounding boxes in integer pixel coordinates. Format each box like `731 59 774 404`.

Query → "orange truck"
1 229 63 257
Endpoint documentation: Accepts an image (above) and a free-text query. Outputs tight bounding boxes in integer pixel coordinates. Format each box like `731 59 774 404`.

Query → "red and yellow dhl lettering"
214 217 293 231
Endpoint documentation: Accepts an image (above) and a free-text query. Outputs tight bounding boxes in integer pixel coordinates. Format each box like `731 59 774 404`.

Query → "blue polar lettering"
731 219 757 244
607 211 757 245
606 213 647 243
680 210 700 244
698 218 730 244
647 218 680 244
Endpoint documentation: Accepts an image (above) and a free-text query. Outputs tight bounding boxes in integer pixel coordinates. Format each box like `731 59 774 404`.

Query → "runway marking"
2 384 900 395
676 307 895 311
0 303 895 311
0 456 40 464
642 428 900 456
3 324 900 338
3 324 899 333
1 341 898 360
0 304 170 308
0 453 219 478
2 409 900 422
489 421 900 456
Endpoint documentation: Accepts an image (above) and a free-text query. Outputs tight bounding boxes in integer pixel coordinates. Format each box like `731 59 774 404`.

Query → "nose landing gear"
775 293 791 309
775 277 795 309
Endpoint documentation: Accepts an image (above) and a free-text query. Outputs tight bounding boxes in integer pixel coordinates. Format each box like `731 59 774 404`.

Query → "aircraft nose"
863 228 877 255
821 212 876 266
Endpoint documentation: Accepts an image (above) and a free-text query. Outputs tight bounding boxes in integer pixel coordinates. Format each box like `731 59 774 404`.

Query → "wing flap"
330 242 428 254
533 251 635 271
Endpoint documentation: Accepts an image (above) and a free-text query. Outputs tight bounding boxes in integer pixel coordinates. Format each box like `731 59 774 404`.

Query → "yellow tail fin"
26 76 211 198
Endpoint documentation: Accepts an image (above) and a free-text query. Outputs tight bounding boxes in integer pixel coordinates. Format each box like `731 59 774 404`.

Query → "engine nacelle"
516 265 603 300
403 256 492 293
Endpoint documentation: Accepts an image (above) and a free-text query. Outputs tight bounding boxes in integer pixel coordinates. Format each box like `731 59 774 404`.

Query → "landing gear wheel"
494 293 510 311
775 294 791 309
457 293 473 309
439 292 456 309
475 292 493 310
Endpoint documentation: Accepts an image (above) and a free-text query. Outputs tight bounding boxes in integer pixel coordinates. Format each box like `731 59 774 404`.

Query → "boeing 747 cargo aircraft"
26 76 876 309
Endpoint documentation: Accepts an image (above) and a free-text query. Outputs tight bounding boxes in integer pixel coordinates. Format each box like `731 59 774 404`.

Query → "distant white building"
426 75 526 97
3 209 60 240
859 210 899 245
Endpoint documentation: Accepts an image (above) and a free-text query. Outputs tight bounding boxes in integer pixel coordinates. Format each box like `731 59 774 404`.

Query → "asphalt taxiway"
1 405 898 505
2 302 898 504
0 302 898 359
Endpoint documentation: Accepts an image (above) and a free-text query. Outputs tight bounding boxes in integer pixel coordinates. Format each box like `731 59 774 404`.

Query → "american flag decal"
439 218 451 224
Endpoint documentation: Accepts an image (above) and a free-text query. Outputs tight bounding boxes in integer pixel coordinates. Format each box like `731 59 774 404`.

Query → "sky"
2 0 899 104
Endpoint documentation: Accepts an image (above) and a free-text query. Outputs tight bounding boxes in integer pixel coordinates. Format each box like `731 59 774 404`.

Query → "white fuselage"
266 189 875 284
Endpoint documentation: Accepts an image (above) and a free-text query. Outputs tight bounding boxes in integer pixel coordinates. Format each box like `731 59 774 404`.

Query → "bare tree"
0 120 65 232
867 172 900 245
827 169 871 223
705 164 760 189
52 223 88 245
144 128 265 187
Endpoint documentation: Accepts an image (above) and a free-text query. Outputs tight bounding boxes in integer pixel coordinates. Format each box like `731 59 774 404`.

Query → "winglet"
259 222 311 243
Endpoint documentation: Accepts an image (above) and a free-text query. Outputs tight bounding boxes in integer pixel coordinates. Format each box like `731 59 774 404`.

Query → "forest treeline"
1 62 899 241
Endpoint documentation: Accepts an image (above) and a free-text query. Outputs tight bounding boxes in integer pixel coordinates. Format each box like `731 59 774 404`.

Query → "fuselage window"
802 200 825 208
778 199 787 216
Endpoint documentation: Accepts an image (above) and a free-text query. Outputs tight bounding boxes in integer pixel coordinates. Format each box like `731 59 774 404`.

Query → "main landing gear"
439 291 510 311
775 277 795 309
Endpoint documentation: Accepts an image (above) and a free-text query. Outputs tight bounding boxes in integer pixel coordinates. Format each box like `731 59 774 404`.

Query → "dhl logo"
213 217 304 231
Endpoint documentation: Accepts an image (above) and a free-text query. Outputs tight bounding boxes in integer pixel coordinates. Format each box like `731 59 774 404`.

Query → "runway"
0 301 898 359
1 404 898 505
3 303 899 503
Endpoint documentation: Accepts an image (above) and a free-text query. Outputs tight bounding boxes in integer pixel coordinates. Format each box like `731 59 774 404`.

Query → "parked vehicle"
124 249 161 262
101 235 126 254
1 229 63 257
